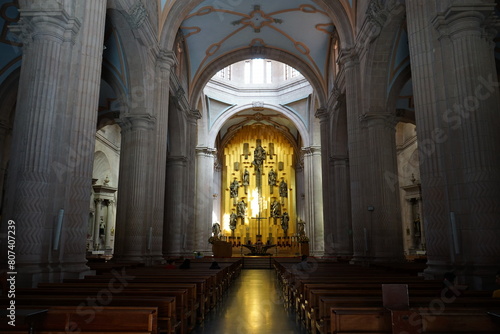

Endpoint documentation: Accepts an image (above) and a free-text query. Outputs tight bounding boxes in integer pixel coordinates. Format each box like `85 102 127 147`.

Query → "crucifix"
250 215 267 243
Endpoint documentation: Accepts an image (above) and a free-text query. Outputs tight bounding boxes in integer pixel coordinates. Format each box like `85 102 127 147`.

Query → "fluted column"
184 110 201 254
315 108 334 255
331 155 353 257
361 113 403 261
340 49 369 263
114 115 155 262
62 0 107 273
105 200 114 249
195 147 216 253
1 3 81 285
0 121 9 209
302 146 324 256
407 0 500 287
151 51 177 262
93 199 103 250
163 156 188 256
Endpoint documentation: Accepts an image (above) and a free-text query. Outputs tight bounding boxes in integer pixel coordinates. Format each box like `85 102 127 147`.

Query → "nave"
3 256 499 333
191 269 308 334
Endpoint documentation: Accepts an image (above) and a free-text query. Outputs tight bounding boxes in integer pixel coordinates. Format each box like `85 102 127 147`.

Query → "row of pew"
273 258 500 334
1 258 242 334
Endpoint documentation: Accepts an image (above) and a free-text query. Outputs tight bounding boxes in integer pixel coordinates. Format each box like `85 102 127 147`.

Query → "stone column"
360 113 403 262
331 155 353 257
114 115 155 262
105 200 114 249
1 2 81 285
407 0 500 288
150 51 176 263
93 199 103 250
0 121 9 209
315 108 334 255
61 0 107 273
340 49 369 263
302 146 324 256
195 147 216 253
163 156 187 256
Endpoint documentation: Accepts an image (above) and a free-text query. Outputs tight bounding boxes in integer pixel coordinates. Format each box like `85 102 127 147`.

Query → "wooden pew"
317 296 500 334
0 306 158 334
19 286 190 334
2 295 176 334
329 307 500 334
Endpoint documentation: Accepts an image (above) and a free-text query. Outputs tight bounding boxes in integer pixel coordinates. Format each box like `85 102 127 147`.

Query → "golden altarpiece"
220 125 300 255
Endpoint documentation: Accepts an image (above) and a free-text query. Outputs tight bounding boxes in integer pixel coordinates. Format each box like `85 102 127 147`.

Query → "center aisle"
191 269 308 334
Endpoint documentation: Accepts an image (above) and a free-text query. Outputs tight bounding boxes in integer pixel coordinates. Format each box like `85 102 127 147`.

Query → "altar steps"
242 256 273 269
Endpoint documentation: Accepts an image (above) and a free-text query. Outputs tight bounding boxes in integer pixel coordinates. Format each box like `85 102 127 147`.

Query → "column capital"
167 155 188 165
338 48 359 68
117 114 156 132
330 155 349 162
302 146 322 157
328 87 345 112
359 111 396 130
315 108 330 122
432 4 499 42
196 146 217 157
10 7 80 46
188 109 202 120
357 0 405 48
157 50 178 71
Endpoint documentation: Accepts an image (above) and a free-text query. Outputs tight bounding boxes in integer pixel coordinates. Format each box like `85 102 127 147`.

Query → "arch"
387 65 415 125
363 7 406 112
105 7 152 116
190 48 327 110
208 103 310 150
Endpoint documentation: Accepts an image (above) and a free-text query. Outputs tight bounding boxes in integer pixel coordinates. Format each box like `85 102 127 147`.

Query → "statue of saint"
243 169 250 186
229 213 237 230
212 222 221 237
271 199 281 218
230 179 239 198
237 200 246 217
268 168 277 187
252 141 266 172
297 220 305 236
279 179 288 198
281 212 289 231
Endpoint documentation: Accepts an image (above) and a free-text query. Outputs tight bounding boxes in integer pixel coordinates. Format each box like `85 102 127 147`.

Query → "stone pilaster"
302 146 324 256
163 156 188 256
330 154 353 257
407 0 500 288
2 3 81 286
360 112 403 262
184 110 202 254
195 147 217 254
114 114 156 262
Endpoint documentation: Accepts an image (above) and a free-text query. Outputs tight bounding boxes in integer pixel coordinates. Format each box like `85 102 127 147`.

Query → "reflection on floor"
191 269 308 334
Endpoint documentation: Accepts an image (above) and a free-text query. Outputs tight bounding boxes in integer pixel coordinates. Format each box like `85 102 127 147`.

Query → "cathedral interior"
0 0 499 295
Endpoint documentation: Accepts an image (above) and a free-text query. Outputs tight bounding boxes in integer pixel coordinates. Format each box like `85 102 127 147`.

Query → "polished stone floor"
191 269 308 334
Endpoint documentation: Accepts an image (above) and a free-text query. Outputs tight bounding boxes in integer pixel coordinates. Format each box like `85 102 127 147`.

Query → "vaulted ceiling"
179 0 336 86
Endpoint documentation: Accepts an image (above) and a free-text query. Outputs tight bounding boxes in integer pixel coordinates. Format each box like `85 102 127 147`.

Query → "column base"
425 261 500 290
13 262 93 288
